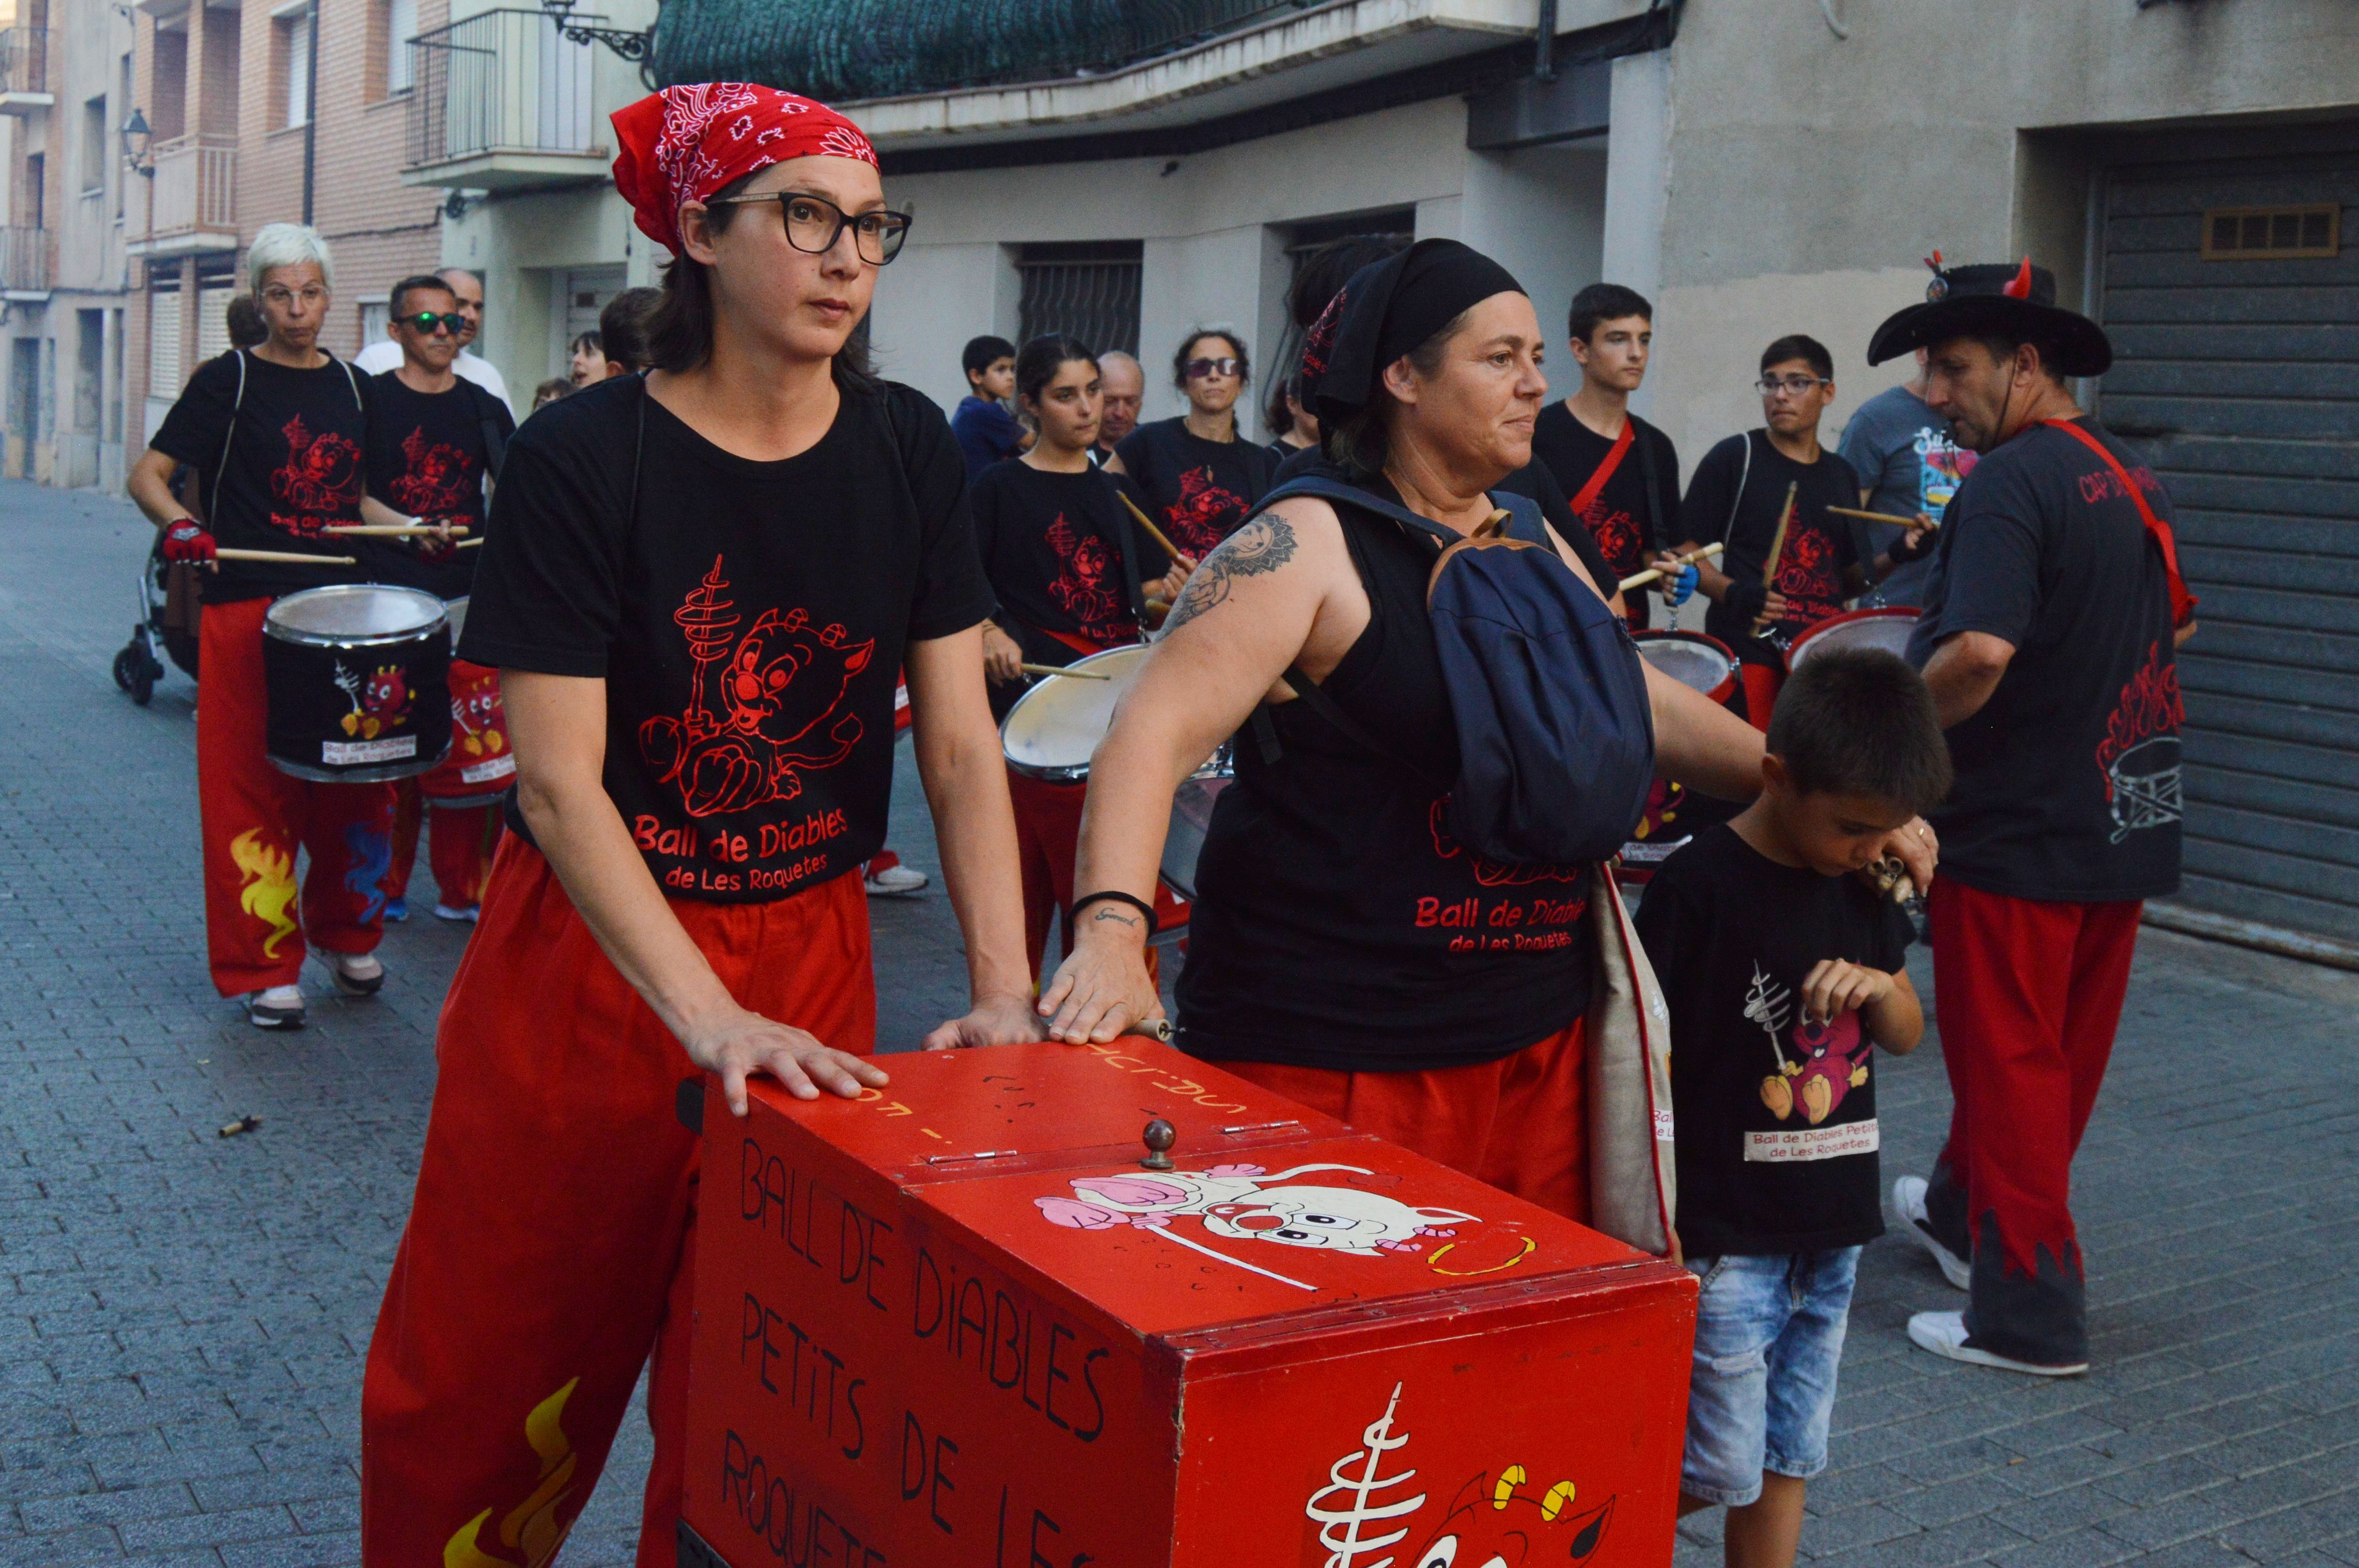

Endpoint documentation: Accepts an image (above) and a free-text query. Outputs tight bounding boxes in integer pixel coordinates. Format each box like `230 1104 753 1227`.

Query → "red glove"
160 520 216 564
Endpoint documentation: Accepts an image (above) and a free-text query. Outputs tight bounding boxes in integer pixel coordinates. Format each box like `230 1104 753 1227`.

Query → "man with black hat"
1871 258 2199 1378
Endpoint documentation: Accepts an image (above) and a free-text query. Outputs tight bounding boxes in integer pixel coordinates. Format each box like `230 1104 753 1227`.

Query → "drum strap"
209 351 365 527
1635 416 1666 555
1567 418 1634 521
2040 417 2198 628
1718 429 1755 548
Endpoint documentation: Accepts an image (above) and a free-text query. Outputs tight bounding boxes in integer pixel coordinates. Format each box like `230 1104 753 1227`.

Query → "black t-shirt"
1113 417 1277 562
148 350 372 604
1529 403 1680 626
1632 825 1913 1256
970 460 1147 662
1906 420 2184 903
459 375 995 903
1678 432 1861 660
360 371 516 601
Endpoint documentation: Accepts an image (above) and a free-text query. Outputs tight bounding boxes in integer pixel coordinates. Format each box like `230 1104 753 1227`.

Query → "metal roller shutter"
2099 151 2359 945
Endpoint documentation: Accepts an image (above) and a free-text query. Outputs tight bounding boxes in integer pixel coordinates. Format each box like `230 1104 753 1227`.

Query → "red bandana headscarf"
611 83 879 256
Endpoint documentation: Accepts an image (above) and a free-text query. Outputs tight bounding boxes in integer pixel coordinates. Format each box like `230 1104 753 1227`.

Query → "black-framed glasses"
401 311 466 337
1185 356 1241 380
710 191 912 265
1755 374 1831 398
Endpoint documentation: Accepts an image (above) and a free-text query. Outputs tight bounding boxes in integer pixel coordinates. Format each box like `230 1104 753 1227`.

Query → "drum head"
266 584 449 646
1633 631 1737 697
1786 607 1922 671
1160 770 1233 904
1001 645 1153 779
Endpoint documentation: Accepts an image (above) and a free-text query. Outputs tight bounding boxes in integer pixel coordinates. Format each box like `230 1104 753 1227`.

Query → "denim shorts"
1681 1247 1862 1506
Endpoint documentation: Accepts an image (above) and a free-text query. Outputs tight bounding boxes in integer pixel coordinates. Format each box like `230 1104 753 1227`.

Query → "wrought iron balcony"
651 0 1324 102
403 9 607 190
0 226 51 293
0 26 51 111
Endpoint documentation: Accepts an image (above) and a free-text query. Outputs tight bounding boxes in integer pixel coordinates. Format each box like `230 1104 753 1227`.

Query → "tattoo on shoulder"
1163 511 1301 632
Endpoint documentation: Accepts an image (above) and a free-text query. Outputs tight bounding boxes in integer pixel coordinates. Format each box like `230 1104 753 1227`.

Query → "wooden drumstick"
455 537 485 549
1019 663 1112 681
1115 489 1190 565
213 548 360 565
1618 541 1725 592
1749 482 1799 637
322 523 471 537
1827 505 1938 532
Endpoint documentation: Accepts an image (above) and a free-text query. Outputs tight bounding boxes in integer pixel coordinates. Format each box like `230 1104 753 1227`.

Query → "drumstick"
1019 663 1112 681
1618 541 1725 592
455 537 485 549
1749 482 1799 637
213 548 360 565
1114 489 1189 565
322 523 471 537
1827 505 1939 532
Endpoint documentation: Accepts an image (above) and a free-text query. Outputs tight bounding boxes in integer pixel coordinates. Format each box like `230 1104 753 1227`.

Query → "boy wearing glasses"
360 273 519 924
1664 335 1866 726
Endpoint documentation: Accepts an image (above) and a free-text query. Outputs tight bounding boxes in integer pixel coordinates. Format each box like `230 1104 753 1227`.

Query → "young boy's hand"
1799 958 1895 1023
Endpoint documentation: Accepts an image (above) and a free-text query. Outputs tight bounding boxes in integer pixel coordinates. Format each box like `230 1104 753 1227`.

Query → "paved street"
0 478 2353 1567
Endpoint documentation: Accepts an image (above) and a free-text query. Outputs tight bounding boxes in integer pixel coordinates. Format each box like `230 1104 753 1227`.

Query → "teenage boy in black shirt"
1529 282 1682 629
1634 648 1948 1568
1871 259 2199 1378
1665 335 1863 727
361 273 518 924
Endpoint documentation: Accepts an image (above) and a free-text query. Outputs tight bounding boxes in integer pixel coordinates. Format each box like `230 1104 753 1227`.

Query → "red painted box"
678 1039 1696 1568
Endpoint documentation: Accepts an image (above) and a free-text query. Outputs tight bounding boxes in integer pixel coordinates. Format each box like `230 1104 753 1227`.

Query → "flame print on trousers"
231 829 298 958
443 1377 582 1568
344 821 392 926
638 557 875 817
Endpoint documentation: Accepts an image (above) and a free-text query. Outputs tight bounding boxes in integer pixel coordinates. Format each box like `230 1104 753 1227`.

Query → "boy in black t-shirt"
1634 649 1950 1568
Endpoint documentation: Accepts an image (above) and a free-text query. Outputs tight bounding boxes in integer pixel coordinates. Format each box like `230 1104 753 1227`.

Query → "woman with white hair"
126 220 392 1030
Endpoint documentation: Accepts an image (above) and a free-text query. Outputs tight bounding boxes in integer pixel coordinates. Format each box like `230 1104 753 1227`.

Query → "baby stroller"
112 533 200 705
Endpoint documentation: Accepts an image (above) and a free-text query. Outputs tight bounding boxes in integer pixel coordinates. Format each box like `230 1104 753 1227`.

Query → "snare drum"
1159 754 1233 905
1785 605 1922 671
262 584 452 782
1623 631 1744 881
1000 644 1154 781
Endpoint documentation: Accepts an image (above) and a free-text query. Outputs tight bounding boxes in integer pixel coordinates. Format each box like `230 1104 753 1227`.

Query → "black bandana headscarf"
1310 238 1527 428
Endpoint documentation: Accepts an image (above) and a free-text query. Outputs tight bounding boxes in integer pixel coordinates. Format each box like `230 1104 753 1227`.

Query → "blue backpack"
1249 474 1657 866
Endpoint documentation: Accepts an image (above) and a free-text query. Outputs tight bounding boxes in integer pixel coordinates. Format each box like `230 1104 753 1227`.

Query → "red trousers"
387 780 504 911
360 839 875 1567
196 597 394 996
1008 767 1175 985
1219 1020 1592 1224
1924 879 2141 1366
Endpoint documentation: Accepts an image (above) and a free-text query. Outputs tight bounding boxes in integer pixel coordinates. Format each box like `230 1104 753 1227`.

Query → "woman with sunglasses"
126 221 393 1030
360 86 1038 1555
1106 326 1277 566
358 272 518 925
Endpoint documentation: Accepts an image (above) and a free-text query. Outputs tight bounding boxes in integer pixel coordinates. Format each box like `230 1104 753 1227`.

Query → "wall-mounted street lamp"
121 106 154 178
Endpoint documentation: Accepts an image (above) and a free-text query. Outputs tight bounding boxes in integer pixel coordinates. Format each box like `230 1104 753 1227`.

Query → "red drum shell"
1784 605 1922 671
1632 629 1739 707
1621 631 1744 883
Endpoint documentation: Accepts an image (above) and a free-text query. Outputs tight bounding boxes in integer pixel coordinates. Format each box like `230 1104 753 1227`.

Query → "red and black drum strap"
2041 418 2198 629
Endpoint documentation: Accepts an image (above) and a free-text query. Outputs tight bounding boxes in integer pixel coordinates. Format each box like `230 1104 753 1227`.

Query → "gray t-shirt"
1835 384 1974 607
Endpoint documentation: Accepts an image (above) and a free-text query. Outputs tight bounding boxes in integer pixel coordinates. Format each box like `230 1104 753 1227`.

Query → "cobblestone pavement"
0 480 2352 1567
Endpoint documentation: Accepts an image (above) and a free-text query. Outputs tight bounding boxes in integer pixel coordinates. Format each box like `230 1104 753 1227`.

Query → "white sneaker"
321 950 386 997
1893 1175 1972 1291
864 864 929 897
246 985 307 1030
431 903 480 923
1908 1311 2088 1377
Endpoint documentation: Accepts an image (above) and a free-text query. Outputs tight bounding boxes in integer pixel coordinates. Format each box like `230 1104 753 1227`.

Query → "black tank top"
1176 486 1596 1073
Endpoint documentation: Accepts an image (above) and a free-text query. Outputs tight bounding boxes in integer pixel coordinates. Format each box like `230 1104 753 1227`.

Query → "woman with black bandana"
1019 241 1949 1221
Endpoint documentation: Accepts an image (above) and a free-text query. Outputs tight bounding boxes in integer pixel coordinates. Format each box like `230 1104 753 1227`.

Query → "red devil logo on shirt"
1769 524 1846 628
639 557 875 818
386 426 474 517
2095 640 2183 842
1166 466 1248 558
267 414 364 534
1044 515 1128 642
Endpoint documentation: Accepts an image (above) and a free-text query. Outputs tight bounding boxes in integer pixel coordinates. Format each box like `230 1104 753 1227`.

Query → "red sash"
1568 417 1636 520
1037 625 1115 659
2042 418 2198 629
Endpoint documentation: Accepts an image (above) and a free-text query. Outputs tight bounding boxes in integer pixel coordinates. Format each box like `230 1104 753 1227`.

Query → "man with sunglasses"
1663 334 1867 726
359 273 519 923
355 267 513 417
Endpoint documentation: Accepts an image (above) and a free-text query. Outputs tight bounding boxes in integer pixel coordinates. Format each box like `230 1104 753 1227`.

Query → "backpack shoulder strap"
1256 474 1462 552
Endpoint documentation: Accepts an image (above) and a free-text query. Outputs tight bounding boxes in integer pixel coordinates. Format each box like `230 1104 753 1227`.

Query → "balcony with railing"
128 134 238 258
402 9 608 190
0 226 51 294
0 26 51 113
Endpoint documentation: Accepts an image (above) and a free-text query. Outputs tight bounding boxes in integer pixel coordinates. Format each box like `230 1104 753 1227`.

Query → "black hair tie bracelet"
1071 889 1159 935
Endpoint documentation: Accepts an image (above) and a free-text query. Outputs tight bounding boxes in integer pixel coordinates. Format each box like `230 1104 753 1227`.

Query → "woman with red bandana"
125 221 394 1030
359 85 1038 1559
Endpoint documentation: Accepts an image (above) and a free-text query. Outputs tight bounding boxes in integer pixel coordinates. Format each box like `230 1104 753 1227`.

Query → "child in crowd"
1633 647 1951 1568
951 333 1026 479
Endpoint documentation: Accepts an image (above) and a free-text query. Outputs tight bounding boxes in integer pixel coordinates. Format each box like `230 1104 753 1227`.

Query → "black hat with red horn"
1867 254 2112 377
